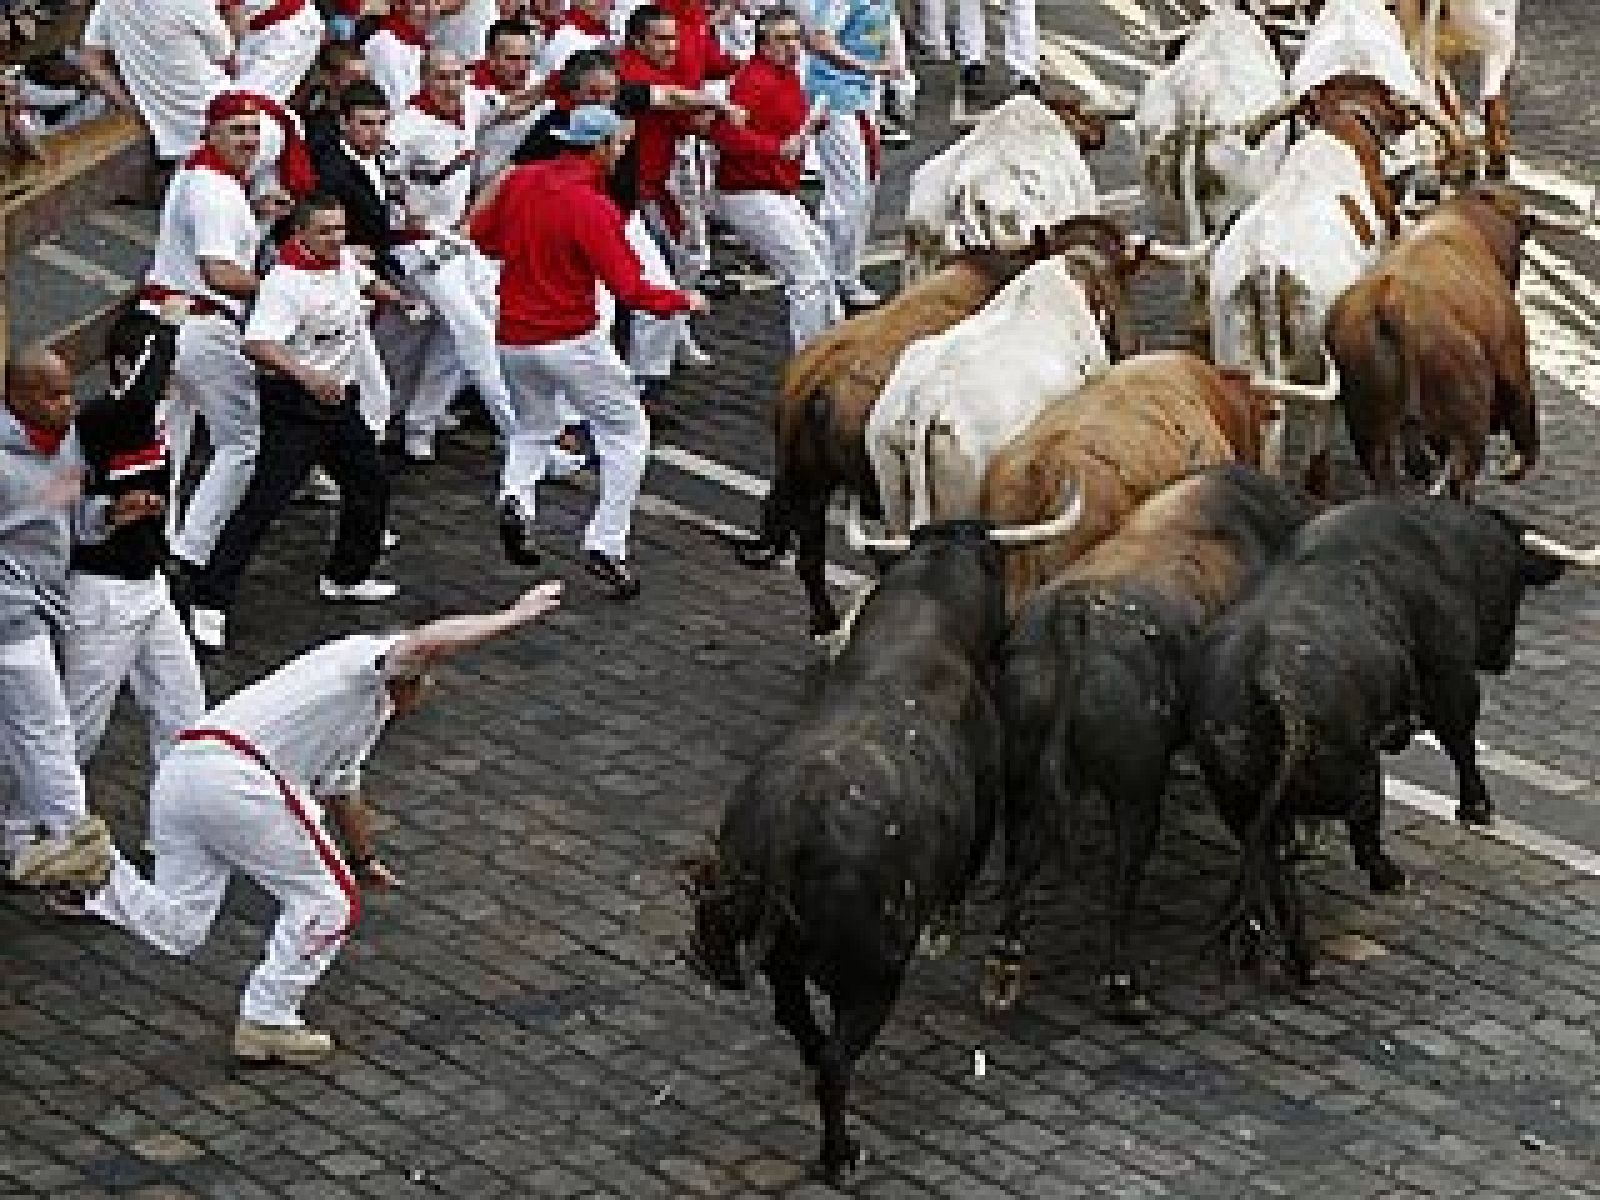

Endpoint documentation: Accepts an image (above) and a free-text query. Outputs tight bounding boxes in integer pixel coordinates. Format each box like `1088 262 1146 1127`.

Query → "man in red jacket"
712 7 839 351
470 105 708 598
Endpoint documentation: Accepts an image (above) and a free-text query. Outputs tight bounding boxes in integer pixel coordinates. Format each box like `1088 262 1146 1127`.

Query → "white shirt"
82 0 234 159
432 0 502 60
201 634 402 798
365 29 427 112
145 162 261 320
386 94 488 233
470 74 544 186
538 22 608 75
245 246 376 385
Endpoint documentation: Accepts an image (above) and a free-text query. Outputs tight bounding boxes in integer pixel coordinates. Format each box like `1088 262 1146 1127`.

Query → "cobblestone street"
6 1 1600 1196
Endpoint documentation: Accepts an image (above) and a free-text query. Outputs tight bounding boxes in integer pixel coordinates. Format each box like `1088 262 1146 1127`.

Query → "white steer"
901 95 1116 287
868 257 1110 536
1134 7 1291 333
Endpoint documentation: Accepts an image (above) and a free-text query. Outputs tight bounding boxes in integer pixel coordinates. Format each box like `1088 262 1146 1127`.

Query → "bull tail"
1206 661 1310 966
1374 282 1436 483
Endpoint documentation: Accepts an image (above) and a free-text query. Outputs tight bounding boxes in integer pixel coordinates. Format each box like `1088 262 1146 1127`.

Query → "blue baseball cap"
553 105 627 147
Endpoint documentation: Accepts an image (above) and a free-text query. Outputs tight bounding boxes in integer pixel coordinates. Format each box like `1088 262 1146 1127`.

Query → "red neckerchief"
378 13 428 47
468 60 501 91
409 89 467 129
185 142 250 185
10 409 68 457
562 7 609 37
236 88 318 198
535 9 565 37
276 236 341 272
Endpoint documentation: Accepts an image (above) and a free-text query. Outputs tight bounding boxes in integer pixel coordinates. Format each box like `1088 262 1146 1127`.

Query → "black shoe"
498 496 540 567
585 550 641 600
1015 76 1041 97
960 62 986 88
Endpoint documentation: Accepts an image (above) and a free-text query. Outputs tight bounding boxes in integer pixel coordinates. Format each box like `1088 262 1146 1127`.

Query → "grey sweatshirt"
0 405 109 644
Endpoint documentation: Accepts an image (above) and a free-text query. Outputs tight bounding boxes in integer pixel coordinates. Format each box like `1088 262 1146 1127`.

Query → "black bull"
982 466 1319 1020
681 513 1067 1181
1186 495 1568 982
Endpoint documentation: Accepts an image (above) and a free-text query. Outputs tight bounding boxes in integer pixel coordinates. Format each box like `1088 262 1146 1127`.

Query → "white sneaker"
233 1020 335 1066
319 576 399 603
9 816 111 889
191 607 226 652
840 282 881 309
676 331 714 368
435 411 463 433
403 430 435 462
545 447 589 481
305 465 341 504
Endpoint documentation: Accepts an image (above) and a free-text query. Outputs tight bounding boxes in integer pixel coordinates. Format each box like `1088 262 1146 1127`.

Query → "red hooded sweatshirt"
617 47 692 206
712 55 807 193
471 155 691 345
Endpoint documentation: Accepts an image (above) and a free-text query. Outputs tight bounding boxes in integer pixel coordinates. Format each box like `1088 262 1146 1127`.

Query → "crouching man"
83 580 565 1065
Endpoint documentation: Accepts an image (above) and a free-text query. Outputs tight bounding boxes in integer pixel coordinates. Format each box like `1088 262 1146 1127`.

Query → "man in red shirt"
712 7 839 351
470 105 708 598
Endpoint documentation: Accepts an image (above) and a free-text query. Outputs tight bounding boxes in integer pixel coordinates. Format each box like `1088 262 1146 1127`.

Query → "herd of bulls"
679 0 1600 1184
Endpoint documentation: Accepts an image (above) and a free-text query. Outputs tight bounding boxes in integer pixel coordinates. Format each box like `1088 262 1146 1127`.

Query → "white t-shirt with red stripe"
245 246 376 385
385 92 489 234
145 163 261 320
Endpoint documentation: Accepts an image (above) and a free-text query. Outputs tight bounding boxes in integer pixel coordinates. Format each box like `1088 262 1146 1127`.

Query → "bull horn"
1523 530 1600 568
1135 231 1218 266
1250 351 1341 416
1241 95 1300 149
846 495 911 555
1524 187 1600 237
987 478 1085 547
1078 101 1137 121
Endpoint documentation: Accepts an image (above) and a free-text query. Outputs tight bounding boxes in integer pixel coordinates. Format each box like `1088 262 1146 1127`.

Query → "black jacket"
71 315 178 581
312 138 402 283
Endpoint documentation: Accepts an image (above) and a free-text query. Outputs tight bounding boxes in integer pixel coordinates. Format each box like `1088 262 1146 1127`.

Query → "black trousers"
193 376 389 611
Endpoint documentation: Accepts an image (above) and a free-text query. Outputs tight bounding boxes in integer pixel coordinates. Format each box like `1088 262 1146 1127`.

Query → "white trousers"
165 315 259 569
1452 0 1519 98
668 139 712 288
918 0 1037 80
235 5 325 105
391 242 516 436
0 631 88 860
815 112 879 291
718 190 841 351
625 213 682 382
58 573 207 770
499 326 649 560
88 742 359 1027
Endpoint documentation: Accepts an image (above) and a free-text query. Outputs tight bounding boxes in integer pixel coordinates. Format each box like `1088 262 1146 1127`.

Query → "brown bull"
980 351 1285 610
734 251 1023 635
1325 183 1594 503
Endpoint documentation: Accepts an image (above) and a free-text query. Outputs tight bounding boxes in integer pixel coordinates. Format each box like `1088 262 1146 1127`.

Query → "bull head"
846 478 1086 554
1241 95 1303 149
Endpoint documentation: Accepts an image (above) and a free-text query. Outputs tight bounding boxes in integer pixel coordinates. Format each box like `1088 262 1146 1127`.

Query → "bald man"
1 346 141 891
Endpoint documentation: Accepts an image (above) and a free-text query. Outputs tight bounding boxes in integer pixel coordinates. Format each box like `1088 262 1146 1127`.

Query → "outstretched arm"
385 581 565 675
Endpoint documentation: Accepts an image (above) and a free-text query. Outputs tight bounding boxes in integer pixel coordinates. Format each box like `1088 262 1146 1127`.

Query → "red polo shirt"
712 55 807 193
617 48 692 206
660 0 738 87
470 155 691 345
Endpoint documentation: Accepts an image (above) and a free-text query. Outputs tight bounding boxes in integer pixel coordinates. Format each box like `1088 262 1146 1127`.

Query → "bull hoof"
1456 801 1493 829
979 943 1026 1015
1102 973 1153 1024
814 1138 866 1184
734 537 784 569
917 922 957 960
1364 856 1407 894
1498 451 1529 483
1289 958 1322 988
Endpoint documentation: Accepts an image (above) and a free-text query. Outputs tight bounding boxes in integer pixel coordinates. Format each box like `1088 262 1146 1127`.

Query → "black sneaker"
585 550 641 600
498 496 540 567
1015 76 1041 97
960 62 986 88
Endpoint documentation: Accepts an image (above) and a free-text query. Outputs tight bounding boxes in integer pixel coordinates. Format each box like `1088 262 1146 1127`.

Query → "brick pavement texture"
9 13 1600 1197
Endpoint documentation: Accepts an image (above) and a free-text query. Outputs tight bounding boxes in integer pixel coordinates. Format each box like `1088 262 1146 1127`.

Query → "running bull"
981 465 1319 1021
683 487 1084 1182
1325 182 1596 501
1185 494 1594 984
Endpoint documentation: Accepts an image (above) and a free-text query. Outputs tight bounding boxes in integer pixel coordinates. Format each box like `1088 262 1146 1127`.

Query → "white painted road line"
1387 777 1600 877
86 208 159 251
30 242 134 294
1416 732 1593 796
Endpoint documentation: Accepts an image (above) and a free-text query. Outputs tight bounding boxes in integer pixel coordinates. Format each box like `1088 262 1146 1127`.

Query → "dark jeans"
193 375 388 611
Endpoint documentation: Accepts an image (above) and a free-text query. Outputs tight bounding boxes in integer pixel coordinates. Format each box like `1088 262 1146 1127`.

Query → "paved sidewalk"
7 14 1600 1197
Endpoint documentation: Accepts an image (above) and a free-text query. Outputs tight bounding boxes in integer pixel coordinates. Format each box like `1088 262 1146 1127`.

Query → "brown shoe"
233 1020 335 1066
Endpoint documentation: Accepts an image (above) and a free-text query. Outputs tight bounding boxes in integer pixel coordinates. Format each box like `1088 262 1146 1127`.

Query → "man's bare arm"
76 47 139 117
385 581 564 675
